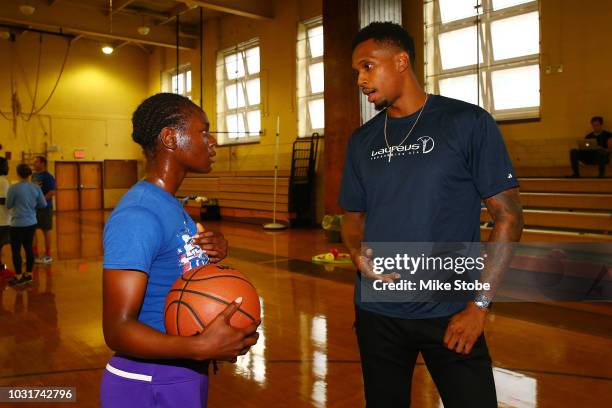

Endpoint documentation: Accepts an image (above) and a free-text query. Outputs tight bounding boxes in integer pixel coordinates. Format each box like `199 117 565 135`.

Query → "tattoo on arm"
479 188 524 297
483 187 524 242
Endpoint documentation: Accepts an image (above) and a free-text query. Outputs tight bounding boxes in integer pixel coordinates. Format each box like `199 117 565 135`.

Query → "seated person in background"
570 116 611 178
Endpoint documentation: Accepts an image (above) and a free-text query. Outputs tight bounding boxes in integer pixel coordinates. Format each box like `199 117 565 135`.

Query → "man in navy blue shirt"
32 156 56 264
340 23 523 407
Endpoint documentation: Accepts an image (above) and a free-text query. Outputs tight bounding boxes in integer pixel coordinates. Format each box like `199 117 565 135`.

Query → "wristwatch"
473 293 492 310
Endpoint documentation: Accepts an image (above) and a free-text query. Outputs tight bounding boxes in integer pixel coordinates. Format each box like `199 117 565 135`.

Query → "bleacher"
481 166 612 242
178 167 612 243
177 170 292 222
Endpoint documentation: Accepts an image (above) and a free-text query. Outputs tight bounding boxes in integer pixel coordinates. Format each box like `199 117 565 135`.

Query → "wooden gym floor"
0 211 610 407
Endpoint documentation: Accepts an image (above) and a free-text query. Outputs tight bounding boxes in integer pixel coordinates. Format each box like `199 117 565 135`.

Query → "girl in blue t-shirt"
101 93 260 408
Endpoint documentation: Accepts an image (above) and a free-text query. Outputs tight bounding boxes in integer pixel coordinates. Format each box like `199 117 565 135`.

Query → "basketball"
164 264 260 336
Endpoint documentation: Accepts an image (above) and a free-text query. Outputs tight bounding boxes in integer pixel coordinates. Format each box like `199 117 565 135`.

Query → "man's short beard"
374 99 389 111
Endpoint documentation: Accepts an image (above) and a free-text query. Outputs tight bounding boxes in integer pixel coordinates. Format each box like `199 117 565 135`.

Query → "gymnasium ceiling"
0 0 275 51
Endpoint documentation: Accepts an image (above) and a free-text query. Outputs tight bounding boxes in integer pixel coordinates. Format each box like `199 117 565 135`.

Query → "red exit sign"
74 149 86 159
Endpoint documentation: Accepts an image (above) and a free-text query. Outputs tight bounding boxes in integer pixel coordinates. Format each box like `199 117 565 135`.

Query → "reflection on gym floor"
0 211 610 407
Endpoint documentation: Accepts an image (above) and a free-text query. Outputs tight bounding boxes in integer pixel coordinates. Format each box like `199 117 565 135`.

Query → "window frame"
216 38 261 146
162 64 192 99
297 16 325 137
425 0 540 121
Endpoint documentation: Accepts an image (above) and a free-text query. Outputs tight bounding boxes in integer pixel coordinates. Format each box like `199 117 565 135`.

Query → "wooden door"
79 163 103 210
55 162 79 211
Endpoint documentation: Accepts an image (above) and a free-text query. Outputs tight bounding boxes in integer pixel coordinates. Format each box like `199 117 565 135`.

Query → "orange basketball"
164 264 260 336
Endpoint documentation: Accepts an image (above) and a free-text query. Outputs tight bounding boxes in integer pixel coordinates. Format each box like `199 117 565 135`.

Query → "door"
79 163 103 210
56 162 79 211
55 162 103 211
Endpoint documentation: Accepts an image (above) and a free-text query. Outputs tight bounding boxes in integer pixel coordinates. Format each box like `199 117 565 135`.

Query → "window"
216 39 261 145
359 0 402 123
297 17 324 137
425 0 540 120
162 65 192 99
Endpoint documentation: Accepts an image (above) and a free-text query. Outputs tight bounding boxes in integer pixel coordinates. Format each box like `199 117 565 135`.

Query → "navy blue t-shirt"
103 181 209 333
338 94 519 319
32 171 56 209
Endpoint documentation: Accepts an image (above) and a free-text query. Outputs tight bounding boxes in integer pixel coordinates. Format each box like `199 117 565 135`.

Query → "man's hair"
0 157 8 176
352 22 416 65
132 93 200 158
591 116 604 124
17 163 32 179
35 155 47 167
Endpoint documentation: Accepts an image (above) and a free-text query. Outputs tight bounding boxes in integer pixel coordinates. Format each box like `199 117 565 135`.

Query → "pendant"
388 152 392 162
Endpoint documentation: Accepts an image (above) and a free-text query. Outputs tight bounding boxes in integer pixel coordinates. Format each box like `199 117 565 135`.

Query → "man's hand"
352 247 400 283
192 223 228 263
443 303 488 355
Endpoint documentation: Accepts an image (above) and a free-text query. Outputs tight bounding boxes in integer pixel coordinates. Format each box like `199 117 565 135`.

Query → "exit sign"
74 149 85 159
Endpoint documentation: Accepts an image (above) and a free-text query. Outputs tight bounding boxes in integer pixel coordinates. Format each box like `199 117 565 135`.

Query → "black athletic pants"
10 225 36 276
570 148 609 177
355 306 497 408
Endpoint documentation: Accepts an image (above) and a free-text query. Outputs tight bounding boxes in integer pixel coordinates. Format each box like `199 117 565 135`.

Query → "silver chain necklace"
383 94 429 162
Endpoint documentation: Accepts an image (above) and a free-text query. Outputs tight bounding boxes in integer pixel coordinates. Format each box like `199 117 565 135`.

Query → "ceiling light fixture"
101 44 114 55
137 26 150 36
19 4 36 16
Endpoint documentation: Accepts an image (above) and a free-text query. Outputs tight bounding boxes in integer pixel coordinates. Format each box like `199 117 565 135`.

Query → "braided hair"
132 93 199 158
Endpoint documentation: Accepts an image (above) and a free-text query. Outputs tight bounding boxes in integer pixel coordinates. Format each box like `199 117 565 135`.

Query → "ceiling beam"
155 3 194 26
108 0 138 16
133 42 153 54
114 40 130 50
122 7 169 21
175 0 273 20
0 17 195 50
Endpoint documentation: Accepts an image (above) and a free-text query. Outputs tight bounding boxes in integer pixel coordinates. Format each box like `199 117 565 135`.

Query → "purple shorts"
100 355 209 408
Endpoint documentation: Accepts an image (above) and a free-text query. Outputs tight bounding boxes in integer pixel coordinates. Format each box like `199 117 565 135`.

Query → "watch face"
474 297 490 309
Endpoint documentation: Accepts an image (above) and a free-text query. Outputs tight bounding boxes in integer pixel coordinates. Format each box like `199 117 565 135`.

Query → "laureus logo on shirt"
370 136 435 160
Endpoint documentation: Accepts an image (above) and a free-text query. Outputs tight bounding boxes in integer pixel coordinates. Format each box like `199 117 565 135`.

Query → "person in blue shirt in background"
32 155 56 264
101 93 259 408
6 163 47 286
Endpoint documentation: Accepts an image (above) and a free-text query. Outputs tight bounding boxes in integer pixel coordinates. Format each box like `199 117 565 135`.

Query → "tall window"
297 17 324 137
162 65 192 99
359 0 402 123
216 39 261 145
425 0 540 120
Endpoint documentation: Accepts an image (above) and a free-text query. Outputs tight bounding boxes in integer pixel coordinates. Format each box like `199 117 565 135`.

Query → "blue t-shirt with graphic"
32 171 56 209
338 94 519 319
103 181 209 333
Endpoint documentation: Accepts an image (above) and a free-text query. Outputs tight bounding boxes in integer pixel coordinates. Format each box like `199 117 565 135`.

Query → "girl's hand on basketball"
193 297 260 361
193 223 228 263
352 247 400 283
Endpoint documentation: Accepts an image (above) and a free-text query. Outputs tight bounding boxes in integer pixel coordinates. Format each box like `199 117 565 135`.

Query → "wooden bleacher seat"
177 170 292 222
481 209 612 232
480 171 612 242
519 193 612 211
